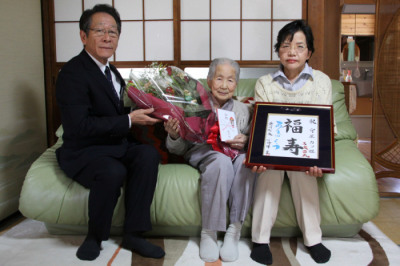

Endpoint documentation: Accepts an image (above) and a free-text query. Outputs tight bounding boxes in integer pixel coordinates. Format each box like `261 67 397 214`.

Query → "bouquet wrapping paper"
126 64 216 144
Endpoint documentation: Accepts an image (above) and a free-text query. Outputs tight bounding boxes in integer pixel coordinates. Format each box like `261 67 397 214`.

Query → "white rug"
0 219 399 265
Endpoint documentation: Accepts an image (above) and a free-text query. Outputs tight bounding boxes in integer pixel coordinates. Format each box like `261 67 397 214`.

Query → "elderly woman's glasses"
280 43 307 53
89 28 119 38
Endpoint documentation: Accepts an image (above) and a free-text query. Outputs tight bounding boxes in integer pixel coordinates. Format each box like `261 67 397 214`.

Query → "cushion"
331 80 357 141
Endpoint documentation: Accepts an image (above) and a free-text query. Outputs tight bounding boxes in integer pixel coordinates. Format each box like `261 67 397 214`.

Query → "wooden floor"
372 197 400 245
358 138 400 245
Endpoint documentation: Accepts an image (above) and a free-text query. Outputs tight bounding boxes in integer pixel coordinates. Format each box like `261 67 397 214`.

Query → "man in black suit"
55 4 164 261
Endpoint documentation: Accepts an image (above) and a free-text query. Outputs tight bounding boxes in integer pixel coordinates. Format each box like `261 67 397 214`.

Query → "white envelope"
217 109 239 141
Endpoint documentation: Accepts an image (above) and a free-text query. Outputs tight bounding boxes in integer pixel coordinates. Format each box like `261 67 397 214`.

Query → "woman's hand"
306 166 323 177
241 159 267 173
164 118 180 140
251 165 268 174
225 134 248 150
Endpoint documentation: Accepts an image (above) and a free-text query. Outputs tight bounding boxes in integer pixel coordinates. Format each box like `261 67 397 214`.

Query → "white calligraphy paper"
263 114 319 159
217 109 239 141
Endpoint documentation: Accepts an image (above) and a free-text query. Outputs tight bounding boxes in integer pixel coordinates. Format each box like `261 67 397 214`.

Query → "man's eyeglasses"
280 43 307 53
89 28 119 38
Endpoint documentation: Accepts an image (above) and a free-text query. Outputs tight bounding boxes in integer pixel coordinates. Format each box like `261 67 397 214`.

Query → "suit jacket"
56 50 132 178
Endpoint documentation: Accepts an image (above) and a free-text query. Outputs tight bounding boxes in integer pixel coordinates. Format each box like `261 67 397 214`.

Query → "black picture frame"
245 102 335 173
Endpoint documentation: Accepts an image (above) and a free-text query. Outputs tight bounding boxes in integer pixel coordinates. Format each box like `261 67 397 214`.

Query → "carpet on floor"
0 219 399 265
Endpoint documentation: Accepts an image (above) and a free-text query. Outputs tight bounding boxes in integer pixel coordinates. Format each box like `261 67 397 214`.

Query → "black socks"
307 243 331 263
122 233 165 258
76 233 165 261
250 243 273 265
250 242 330 264
76 235 101 261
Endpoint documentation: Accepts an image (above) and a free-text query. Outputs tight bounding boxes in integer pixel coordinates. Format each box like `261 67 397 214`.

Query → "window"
53 0 303 64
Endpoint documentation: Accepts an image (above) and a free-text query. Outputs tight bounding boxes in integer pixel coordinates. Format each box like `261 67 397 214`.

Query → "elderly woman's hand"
164 118 180 140
225 134 248 150
306 166 324 177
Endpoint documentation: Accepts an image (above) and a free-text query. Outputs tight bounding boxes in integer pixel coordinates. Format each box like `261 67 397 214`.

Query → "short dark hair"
79 4 121 36
274 20 315 57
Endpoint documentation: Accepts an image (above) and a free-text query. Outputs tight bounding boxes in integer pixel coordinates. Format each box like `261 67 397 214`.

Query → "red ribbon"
206 122 224 153
206 121 239 159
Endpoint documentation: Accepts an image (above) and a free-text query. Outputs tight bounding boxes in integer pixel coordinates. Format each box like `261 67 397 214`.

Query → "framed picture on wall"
245 102 335 173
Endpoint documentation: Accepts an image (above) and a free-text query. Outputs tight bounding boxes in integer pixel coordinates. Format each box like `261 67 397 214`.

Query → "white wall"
0 0 47 220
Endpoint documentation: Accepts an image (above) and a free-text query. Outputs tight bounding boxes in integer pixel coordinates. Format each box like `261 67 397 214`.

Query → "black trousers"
74 143 160 240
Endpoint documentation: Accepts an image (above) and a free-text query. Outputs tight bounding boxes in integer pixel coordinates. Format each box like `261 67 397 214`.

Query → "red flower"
166 66 172 76
165 87 175 95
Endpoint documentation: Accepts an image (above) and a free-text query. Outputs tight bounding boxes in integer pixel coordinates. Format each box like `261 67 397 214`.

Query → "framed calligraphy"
245 102 335 173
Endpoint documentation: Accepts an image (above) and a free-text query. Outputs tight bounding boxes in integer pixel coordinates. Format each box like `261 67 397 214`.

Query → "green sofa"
19 79 379 238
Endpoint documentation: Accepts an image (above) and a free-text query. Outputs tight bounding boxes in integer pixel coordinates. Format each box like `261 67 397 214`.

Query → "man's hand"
305 166 323 177
164 118 180 140
129 108 162 126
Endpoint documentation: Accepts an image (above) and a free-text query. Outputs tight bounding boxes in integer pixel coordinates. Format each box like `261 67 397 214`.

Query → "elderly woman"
164 58 256 262
250 20 333 265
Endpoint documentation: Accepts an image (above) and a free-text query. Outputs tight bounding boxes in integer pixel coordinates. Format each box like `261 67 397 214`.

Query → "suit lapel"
80 51 124 113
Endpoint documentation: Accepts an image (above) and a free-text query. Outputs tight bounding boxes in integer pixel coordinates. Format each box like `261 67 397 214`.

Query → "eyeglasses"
279 43 307 53
89 28 119 38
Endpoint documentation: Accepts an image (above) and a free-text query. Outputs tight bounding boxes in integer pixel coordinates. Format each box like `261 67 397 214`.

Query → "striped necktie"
104 66 120 102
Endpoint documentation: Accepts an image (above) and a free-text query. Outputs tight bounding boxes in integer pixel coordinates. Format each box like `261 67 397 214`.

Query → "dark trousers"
74 143 160 240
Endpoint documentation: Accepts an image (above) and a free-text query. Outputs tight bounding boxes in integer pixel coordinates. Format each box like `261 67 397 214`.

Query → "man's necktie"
105 66 121 102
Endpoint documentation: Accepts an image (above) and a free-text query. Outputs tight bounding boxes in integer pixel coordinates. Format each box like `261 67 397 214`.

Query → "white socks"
200 229 218 262
200 223 242 262
220 222 242 262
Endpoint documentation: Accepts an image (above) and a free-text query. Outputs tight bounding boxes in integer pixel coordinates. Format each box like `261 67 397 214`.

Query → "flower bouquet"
126 63 216 144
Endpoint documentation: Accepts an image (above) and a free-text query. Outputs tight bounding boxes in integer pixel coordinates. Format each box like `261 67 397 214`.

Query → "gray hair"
207 58 240 82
